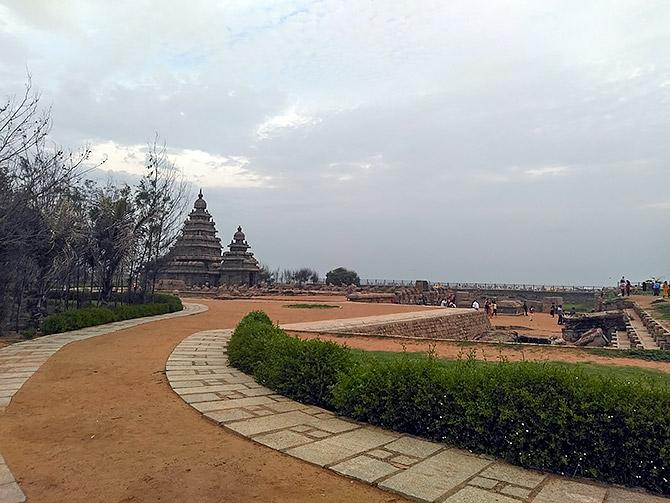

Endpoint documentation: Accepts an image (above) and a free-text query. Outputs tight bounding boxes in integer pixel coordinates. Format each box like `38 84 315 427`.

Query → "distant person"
440 299 448 307
523 301 528 316
654 280 662 297
625 280 632 296
619 276 626 296
448 300 457 308
557 305 564 325
529 305 535 321
642 281 647 292
550 303 555 317
569 306 576 316
472 300 480 310
664 281 670 299
492 301 497 316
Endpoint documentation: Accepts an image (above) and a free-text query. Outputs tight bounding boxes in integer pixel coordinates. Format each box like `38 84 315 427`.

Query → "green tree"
325 267 360 286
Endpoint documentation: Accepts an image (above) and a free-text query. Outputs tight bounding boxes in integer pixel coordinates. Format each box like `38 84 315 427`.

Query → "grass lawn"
349 348 670 386
653 301 670 320
285 303 339 309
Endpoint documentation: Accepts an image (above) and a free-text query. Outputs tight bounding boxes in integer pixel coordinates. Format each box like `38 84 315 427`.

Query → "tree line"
0 79 187 334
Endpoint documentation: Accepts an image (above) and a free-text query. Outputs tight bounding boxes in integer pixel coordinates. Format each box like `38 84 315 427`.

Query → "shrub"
228 313 349 407
40 299 182 335
228 311 670 495
332 355 670 495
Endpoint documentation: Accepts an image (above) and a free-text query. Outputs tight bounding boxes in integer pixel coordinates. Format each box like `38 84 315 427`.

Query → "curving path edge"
166 328 669 503
0 302 208 503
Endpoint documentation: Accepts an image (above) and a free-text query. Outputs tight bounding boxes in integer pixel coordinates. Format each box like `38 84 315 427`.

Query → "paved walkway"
0 303 208 503
167 329 669 503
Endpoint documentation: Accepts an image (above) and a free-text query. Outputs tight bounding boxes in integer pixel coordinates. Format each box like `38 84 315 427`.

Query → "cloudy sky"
2 0 669 285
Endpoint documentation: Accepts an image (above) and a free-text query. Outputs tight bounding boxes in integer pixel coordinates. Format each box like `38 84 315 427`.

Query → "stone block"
379 449 491 502
286 428 397 467
385 436 442 459
204 409 254 423
331 455 400 483
254 430 314 450
0 482 26 503
444 486 519 503
478 462 546 488
227 411 317 436
533 479 606 503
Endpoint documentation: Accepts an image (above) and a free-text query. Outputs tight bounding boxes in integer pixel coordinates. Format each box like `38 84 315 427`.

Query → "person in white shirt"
472 300 480 310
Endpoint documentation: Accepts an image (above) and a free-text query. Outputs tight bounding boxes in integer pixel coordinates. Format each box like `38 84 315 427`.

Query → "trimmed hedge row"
41 294 183 335
228 311 670 495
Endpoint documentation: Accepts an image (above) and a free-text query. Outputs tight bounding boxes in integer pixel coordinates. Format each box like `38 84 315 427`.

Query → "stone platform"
166 329 669 503
282 308 492 341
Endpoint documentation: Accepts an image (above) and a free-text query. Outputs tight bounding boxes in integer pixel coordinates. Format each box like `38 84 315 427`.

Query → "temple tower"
220 226 261 286
158 190 222 287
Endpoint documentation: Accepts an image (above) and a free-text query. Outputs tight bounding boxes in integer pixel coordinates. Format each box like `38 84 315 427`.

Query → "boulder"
574 328 607 347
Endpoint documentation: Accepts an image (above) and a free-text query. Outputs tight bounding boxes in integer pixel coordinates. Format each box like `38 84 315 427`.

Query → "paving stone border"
0 302 208 503
167 328 670 503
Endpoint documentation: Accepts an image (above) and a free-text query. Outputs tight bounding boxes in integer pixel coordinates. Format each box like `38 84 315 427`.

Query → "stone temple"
158 191 261 288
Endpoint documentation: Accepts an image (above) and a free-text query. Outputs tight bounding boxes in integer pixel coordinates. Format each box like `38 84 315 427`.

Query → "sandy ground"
490 312 563 337
1 297 668 503
0 298 427 503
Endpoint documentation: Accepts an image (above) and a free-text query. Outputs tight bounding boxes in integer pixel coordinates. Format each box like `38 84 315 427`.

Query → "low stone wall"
282 309 492 341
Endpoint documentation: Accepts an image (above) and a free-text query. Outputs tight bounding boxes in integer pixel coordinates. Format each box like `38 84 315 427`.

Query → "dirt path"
0 298 428 503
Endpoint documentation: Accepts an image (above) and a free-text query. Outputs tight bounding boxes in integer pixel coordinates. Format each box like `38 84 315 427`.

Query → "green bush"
228 310 670 495
41 297 183 335
332 355 670 495
228 312 349 407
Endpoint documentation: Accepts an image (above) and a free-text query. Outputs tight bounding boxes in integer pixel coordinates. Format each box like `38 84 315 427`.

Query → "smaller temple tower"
158 190 222 287
220 226 261 286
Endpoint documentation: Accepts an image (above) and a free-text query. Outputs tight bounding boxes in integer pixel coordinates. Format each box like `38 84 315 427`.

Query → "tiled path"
0 303 208 503
167 329 669 503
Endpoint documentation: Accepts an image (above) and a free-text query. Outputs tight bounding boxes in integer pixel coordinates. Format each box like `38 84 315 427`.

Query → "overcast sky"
2 0 669 285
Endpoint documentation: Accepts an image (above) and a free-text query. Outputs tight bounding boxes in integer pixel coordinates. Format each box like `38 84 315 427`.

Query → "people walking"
619 276 626 296
663 281 669 299
654 280 662 297
557 305 564 325
523 302 528 316
472 300 480 310
550 303 555 317
492 301 497 316
625 280 632 296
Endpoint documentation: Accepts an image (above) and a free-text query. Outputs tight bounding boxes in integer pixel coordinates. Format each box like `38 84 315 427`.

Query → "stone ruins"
157 191 261 288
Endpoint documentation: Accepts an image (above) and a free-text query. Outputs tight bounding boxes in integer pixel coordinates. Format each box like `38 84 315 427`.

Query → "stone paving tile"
390 454 419 466
533 479 606 503
444 485 519 503
204 409 254 424
0 482 26 503
479 462 546 489
385 436 442 459
254 430 314 450
331 455 400 483
378 449 492 502
606 488 670 503
468 476 498 490
182 393 221 404
307 417 360 434
228 411 318 436
500 485 532 499
367 449 394 460
285 428 398 467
